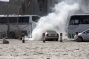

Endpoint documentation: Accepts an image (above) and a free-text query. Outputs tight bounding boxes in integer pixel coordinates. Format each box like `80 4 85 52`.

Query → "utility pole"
7 16 10 38
17 6 21 39
7 2 10 38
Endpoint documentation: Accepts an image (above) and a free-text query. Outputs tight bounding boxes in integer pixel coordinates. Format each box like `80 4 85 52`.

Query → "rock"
3 39 9 44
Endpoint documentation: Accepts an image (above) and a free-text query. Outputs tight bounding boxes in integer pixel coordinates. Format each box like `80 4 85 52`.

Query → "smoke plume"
29 0 88 40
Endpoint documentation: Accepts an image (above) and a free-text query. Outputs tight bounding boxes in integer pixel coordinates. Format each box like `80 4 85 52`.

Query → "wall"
0 0 58 16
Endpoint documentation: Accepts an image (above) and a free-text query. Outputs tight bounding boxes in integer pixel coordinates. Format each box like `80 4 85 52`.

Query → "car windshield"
82 29 89 33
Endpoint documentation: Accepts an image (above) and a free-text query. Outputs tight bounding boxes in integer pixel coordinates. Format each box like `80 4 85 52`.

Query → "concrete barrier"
22 33 25 43
60 33 62 42
43 33 45 43
22 37 25 43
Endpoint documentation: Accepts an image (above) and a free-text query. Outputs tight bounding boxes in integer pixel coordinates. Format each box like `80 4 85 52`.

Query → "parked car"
43 30 59 41
74 29 89 42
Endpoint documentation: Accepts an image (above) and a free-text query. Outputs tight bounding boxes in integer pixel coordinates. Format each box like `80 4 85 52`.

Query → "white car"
74 29 89 42
43 31 59 41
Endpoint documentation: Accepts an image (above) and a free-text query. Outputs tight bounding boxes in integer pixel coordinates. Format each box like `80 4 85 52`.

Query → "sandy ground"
0 39 89 59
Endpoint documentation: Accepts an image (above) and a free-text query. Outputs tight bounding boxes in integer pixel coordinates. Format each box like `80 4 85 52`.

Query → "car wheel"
76 37 83 42
56 39 58 41
43 40 45 42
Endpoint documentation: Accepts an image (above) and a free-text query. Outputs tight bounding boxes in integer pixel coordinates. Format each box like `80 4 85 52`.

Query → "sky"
0 0 9 2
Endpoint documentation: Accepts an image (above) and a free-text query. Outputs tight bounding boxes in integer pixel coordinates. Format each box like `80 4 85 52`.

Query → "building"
0 0 58 38
0 0 58 16
0 0 23 15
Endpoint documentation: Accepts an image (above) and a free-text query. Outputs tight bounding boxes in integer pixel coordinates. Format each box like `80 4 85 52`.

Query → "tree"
21 0 31 14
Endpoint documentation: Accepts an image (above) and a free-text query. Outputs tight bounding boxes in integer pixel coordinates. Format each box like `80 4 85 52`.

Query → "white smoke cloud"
0 0 9 2
30 0 80 40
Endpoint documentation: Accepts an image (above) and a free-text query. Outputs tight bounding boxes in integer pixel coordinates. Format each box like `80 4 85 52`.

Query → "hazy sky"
0 0 9 2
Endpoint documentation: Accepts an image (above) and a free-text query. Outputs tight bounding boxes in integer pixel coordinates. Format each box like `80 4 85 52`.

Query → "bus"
68 14 89 38
0 15 40 39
